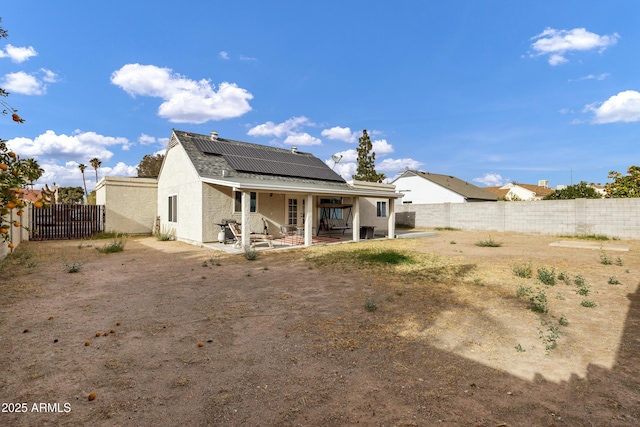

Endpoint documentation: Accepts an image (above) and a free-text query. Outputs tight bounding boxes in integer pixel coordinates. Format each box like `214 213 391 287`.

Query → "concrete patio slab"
549 240 630 252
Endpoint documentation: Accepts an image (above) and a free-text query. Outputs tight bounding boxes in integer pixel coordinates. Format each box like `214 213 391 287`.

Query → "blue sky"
2 1 639 191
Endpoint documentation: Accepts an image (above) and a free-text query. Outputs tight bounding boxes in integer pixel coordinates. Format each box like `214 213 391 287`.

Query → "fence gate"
30 204 105 241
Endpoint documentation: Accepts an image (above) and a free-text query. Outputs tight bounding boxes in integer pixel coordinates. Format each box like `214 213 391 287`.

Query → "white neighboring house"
391 170 497 204
484 180 554 201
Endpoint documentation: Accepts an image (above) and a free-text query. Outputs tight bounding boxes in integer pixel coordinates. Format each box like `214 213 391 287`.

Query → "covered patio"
207 178 402 251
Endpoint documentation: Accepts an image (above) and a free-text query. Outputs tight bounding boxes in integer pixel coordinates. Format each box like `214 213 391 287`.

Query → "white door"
286 196 305 226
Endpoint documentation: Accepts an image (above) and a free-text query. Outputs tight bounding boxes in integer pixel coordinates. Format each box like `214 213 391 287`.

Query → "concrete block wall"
396 198 640 239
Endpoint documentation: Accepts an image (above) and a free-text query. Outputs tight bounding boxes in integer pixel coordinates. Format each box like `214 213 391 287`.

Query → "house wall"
96 177 157 235
394 175 466 204
157 142 203 244
358 197 390 234
1 207 30 259
201 186 287 241
504 185 537 201
396 198 640 239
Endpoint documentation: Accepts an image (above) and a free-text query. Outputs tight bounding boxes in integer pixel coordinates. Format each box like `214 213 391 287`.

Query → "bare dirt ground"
1 230 639 426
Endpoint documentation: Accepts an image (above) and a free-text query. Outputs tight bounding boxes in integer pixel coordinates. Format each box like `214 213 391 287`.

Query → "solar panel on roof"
191 136 344 182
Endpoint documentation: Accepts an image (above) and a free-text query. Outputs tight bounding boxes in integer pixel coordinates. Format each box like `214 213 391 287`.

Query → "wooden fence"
29 204 105 241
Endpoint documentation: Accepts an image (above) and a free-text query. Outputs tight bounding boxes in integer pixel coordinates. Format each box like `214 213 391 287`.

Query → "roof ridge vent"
291 146 298 154
210 131 218 140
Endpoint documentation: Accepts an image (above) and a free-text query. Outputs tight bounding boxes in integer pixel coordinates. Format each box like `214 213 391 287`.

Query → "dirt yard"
1 230 639 426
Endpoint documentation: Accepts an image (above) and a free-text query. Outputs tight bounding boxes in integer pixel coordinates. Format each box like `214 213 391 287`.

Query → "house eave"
200 176 402 198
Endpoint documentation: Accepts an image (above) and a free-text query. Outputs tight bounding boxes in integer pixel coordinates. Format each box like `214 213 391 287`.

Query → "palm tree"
24 158 44 189
90 157 102 184
78 163 88 202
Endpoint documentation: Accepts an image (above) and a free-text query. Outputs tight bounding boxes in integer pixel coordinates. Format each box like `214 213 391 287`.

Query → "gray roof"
397 170 498 201
173 130 347 187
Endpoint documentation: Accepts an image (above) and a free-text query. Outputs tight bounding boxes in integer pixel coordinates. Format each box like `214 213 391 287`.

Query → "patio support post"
304 194 313 246
387 197 396 239
353 196 360 242
241 191 250 250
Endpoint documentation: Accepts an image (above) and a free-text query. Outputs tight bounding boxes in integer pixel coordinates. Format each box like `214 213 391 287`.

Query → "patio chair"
228 222 273 249
279 224 298 245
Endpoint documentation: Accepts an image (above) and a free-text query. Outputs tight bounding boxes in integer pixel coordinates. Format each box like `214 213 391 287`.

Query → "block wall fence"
395 198 640 239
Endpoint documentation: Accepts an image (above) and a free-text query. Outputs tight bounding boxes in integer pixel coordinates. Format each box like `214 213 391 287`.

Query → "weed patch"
96 236 126 254
512 261 532 278
537 266 556 286
529 289 548 313
475 237 502 247
63 261 83 273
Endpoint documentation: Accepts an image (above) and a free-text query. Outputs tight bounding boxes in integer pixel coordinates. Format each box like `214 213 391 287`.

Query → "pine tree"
352 130 386 182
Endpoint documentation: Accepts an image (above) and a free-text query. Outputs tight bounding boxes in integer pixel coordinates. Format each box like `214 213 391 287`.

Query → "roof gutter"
200 177 403 198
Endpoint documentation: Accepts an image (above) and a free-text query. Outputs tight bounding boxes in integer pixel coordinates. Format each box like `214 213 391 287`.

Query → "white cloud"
329 149 358 163
240 55 257 62
0 44 37 63
6 130 130 162
1 69 58 95
473 173 508 187
372 139 394 156
40 68 58 83
138 134 156 145
248 116 319 145
586 90 640 124
1 71 45 95
248 116 311 138
283 132 321 146
110 63 253 123
530 27 619 65
104 162 138 177
377 158 423 172
331 161 357 181
321 126 357 143
218 51 230 60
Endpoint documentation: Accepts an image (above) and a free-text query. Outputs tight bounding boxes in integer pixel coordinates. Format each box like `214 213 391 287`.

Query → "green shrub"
581 300 597 308
529 289 548 313
537 266 556 286
244 249 258 261
155 226 175 241
95 235 126 253
475 237 502 247
512 261 532 278
63 261 83 273
364 298 377 312
608 277 621 285
516 284 533 298
599 252 612 265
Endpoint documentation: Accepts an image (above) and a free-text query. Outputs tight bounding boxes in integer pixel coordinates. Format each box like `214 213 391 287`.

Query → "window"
234 191 257 213
376 201 387 217
168 195 177 222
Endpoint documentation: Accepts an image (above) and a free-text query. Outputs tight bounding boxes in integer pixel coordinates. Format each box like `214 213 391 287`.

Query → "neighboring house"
484 180 554 201
391 169 497 204
156 130 402 248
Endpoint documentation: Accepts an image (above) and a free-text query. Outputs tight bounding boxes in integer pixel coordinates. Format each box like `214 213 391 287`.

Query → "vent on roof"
291 146 298 154
210 131 218 140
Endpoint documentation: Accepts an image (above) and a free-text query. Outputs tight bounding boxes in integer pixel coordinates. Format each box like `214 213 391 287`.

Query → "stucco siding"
394 175 466 204
157 142 203 243
95 176 157 235
358 197 390 234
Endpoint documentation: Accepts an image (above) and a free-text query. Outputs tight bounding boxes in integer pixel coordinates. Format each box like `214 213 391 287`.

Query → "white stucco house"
391 169 497 204
483 181 554 201
154 130 402 248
